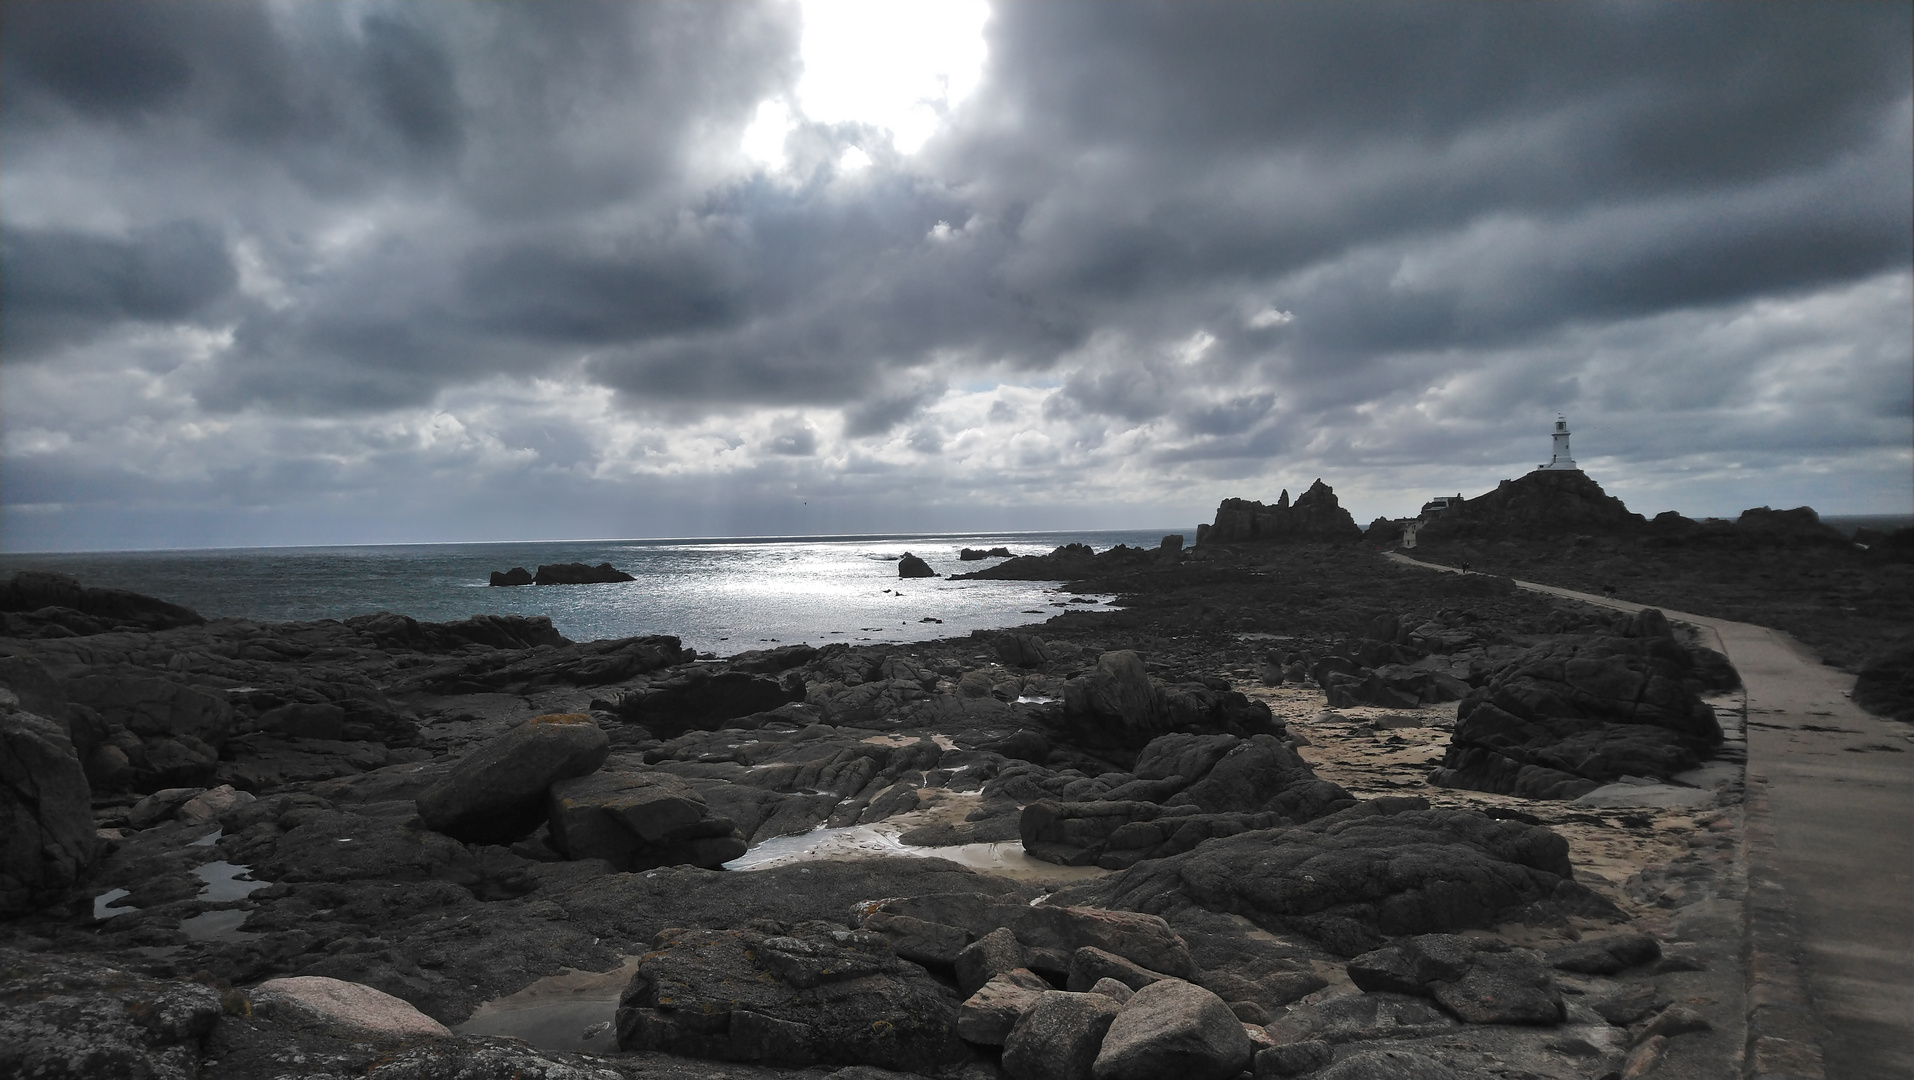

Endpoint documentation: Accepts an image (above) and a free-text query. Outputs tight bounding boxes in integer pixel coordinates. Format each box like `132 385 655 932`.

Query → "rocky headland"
6 475 1898 1078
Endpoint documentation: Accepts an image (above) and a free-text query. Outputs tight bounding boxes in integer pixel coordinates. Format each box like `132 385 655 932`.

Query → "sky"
2 1 1909 552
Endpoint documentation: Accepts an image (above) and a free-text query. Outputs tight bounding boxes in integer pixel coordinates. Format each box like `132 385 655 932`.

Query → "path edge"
1740 766 1831 1080
1380 547 1835 1079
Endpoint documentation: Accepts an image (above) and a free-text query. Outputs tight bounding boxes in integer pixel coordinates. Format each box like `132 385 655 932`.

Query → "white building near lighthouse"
1538 414 1579 471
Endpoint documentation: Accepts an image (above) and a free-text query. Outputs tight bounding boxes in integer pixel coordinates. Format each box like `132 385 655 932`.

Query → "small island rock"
533 562 635 585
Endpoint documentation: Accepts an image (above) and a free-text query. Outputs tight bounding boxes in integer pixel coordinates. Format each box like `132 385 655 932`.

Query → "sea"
0 531 1180 655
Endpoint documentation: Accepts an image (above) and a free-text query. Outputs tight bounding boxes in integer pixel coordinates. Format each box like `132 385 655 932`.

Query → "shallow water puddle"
860 732 959 750
723 821 1107 884
194 860 268 902
179 860 271 939
455 955 640 1053
93 888 134 920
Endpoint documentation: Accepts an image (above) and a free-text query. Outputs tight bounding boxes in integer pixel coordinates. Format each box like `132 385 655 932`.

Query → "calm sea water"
0 531 1179 654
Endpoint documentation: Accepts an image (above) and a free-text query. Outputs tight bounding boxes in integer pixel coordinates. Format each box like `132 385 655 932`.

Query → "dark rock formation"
1200 480 1362 546
610 668 804 738
860 895 1201 983
1414 469 1646 544
615 924 966 1071
996 633 1055 668
547 766 746 870
415 714 610 844
1059 651 1279 751
1430 619 1725 800
1060 799 1615 957
898 552 937 578
487 566 533 586
1733 506 1850 545
726 642 819 673
401 632 693 695
0 570 205 637
1067 945 1171 992
257 702 345 740
1346 934 1564 1025
959 967 1054 1045
1544 932 1661 974
961 547 1015 560
532 561 635 585
957 927 1031 994
1064 650 1166 738
1853 633 1914 723
1 698 97 916
1003 990 1121 1080
1361 517 1407 548
1020 733 1356 868
63 674 236 792
950 542 1165 581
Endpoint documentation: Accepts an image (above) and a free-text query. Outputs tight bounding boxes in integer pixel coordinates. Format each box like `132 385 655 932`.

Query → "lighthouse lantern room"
1538 415 1579 471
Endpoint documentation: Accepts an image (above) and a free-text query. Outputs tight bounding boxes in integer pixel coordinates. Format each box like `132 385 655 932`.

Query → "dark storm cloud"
956 2 1912 340
1 221 236 355
460 238 743 344
360 15 464 156
2 1 1909 550
11 1 1903 416
1 2 194 121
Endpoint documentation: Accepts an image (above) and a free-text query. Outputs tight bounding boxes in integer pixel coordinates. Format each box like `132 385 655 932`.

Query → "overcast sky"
3 1 1909 551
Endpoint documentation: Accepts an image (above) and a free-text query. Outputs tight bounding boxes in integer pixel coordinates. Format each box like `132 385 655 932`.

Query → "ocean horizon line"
0 526 1194 560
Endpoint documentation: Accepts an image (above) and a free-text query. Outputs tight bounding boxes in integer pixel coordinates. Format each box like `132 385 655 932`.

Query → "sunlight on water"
0 530 1168 653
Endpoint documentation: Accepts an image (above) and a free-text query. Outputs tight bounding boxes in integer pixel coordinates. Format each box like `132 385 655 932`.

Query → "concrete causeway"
1386 551 1914 1079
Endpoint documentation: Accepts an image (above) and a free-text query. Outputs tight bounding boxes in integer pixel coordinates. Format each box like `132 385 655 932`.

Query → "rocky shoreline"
11 462 1902 1079
0 504 1807 1080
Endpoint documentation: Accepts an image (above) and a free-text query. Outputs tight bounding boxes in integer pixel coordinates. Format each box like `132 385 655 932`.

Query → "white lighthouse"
1538 414 1579 471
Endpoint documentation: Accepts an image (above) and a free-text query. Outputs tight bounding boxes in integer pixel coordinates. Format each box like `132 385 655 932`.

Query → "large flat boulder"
416 714 609 844
1061 800 1614 957
547 767 745 870
253 976 451 1040
1092 978 1253 1080
615 926 965 1072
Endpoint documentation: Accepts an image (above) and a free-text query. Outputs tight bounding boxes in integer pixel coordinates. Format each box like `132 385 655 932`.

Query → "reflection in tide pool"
456 956 641 1054
93 888 133 921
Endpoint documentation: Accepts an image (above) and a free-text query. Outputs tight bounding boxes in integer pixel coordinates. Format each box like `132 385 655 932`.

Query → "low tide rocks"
0 547 1763 1079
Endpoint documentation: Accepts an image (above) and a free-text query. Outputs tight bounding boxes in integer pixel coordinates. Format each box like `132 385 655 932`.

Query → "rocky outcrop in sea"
1198 479 1363 546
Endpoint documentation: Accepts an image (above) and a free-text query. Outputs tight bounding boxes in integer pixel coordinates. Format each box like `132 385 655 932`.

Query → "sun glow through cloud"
793 0 990 154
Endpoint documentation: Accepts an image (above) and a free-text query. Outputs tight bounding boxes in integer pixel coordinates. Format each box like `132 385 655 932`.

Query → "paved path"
1385 552 1914 1080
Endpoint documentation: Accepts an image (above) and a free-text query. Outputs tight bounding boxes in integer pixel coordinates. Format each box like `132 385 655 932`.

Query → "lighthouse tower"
1538 415 1578 471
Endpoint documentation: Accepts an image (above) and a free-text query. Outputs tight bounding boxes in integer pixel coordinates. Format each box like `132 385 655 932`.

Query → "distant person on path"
1459 562 1471 573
